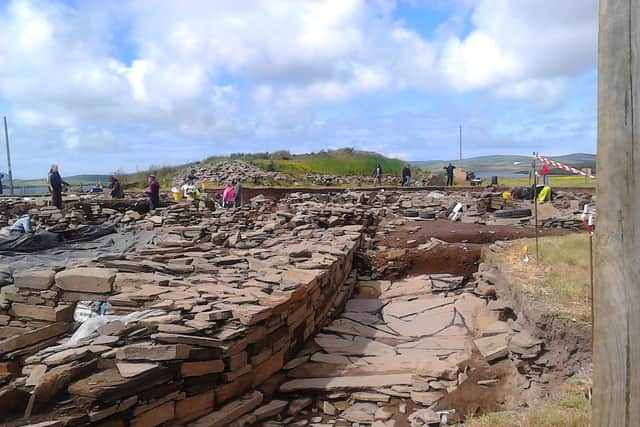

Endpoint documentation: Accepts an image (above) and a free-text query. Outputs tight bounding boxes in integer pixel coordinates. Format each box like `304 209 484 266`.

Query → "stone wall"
0 198 373 426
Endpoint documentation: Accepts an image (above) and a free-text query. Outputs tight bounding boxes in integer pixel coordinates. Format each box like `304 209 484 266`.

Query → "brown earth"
381 219 571 246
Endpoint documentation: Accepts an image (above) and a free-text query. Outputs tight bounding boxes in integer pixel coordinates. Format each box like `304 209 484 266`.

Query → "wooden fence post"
593 1 640 425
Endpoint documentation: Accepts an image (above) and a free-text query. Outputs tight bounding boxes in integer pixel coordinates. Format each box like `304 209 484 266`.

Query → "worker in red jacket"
541 164 550 186
145 175 160 210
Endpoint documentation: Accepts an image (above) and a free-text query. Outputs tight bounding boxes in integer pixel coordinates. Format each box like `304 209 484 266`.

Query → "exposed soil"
404 244 482 279
488 259 592 386
435 356 530 423
381 219 571 246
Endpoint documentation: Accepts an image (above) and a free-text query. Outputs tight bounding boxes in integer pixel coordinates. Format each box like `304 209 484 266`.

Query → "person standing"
372 163 382 185
540 164 550 186
222 181 235 208
233 178 243 207
444 163 456 187
109 176 124 198
145 175 160 210
402 164 412 187
47 164 69 209
0 171 4 195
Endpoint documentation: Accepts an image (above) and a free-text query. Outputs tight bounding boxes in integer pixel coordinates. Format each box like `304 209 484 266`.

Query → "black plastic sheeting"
0 224 116 253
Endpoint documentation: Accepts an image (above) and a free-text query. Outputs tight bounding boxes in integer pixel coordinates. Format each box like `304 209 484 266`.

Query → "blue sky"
0 0 598 178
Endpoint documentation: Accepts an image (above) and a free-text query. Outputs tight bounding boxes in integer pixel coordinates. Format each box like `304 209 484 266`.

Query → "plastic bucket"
173 192 183 201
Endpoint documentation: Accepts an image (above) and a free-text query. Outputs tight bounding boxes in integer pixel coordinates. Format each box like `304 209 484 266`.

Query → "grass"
497 175 595 188
485 234 592 323
127 164 183 189
249 150 406 176
466 379 591 427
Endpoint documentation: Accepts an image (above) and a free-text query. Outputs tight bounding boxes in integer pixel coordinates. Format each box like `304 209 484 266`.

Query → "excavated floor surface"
249 216 565 426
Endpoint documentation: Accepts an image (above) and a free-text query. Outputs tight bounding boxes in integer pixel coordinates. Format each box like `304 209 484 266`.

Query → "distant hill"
412 153 596 173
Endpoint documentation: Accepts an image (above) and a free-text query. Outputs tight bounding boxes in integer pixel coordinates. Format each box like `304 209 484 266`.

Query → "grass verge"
485 233 592 323
466 379 591 427
497 175 595 188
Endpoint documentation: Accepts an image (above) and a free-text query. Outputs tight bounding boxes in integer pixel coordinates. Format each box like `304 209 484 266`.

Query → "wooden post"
593 1 640 425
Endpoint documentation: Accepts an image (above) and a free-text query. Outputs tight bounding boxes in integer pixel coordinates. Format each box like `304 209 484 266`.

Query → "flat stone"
384 305 455 338
382 296 452 319
253 400 288 421
55 268 116 293
345 299 385 313
474 334 510 362
314 334 396 357
351 392 391 403
190 390 263 427
116 362 158 378
280 374 414 392
415 359 459 380
341 403 377 423
13 270 56 290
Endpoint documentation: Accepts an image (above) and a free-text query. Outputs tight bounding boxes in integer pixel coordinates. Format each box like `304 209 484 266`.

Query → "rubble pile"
172 160 449 188
173 161 291 186
392 189 594 228
0 198 150 230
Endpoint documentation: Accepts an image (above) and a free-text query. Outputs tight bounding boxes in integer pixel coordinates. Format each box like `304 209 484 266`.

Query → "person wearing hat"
109 176 124 198
145 175 160 210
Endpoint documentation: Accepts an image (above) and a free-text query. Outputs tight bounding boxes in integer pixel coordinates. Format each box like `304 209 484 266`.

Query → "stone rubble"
0 192 384 426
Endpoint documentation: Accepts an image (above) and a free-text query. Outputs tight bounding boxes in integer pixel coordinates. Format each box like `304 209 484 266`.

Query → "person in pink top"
222 181 235 208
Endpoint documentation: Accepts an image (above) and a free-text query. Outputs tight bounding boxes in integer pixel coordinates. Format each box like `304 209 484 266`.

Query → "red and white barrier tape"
534 154 595 179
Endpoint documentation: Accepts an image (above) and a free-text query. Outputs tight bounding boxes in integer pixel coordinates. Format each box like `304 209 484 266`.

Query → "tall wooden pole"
593 1 640 425
3 116 14 195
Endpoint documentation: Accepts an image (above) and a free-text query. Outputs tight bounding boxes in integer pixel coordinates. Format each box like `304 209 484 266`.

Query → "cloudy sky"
0 0 598 178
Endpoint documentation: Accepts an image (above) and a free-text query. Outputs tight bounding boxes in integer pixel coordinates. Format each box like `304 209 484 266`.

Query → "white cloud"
496 79 567 111
441 0 597 102
0 0 598 176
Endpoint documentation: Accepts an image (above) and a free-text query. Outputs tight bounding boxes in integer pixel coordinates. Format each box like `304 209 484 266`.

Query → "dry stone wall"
0 197 376 426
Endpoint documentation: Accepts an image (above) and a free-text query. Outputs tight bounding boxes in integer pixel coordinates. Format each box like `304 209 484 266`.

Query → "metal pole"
3 116 14 195
459 125 462 166
533 152 539 264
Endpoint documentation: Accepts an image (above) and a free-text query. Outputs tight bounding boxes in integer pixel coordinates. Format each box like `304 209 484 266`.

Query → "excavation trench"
251 221 564 426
